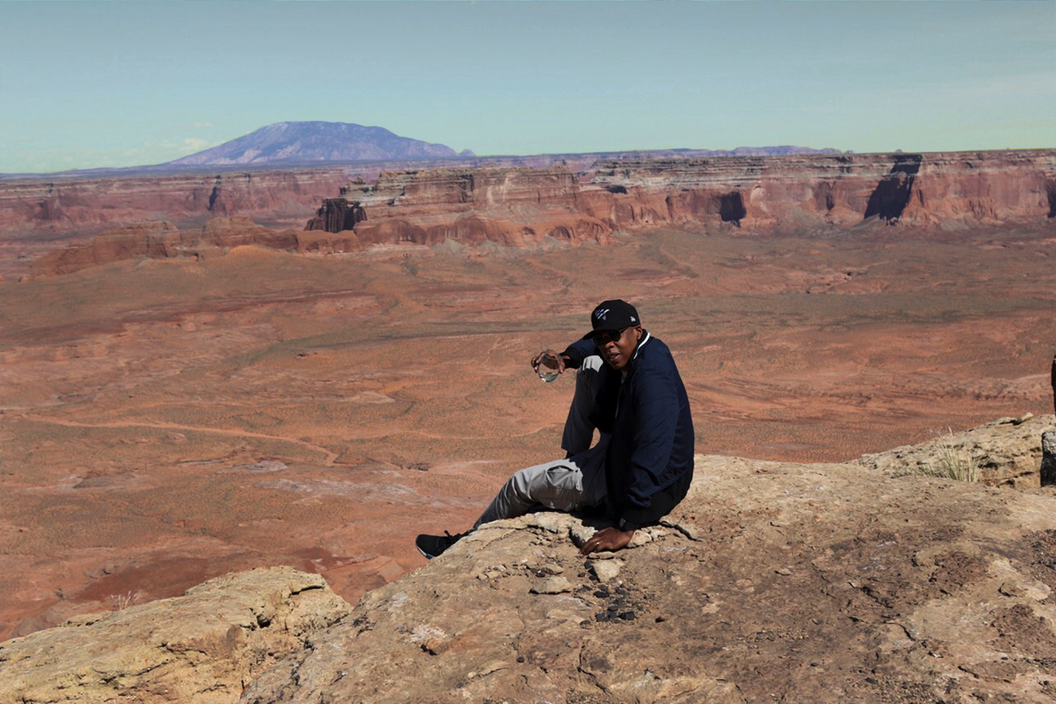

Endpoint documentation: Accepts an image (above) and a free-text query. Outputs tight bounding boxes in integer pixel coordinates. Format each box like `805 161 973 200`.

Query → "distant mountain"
168 121 461 166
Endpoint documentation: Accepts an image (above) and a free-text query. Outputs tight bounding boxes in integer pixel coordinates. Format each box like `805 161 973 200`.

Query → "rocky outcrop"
28 221 183 276
17 150 1056 275
5 422 1053 704
1042 357 1056 487
586 149 1056 231
304 196 366 233
306 166 612 247
5 150 1053 246
305 150 1056 247
0 567 350 704
28 218 302 276
0 168 352 236
857 413 1052 488
243 439 1056 703
1043 432 1056 487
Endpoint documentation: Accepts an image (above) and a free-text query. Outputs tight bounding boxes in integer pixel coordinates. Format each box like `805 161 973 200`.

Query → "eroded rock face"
304 151 1056 248
0 567 350 704
5 423 1055 704
586 150 1056 231
29 218 303 276
0 169 352 236
308 166 610 247
857 414 1053 487
19 151 1056 277
243 447 1056 703
28 221 183 276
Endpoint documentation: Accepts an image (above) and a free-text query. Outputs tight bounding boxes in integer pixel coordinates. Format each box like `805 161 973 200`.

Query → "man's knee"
505 461 584 509
505 466 541 500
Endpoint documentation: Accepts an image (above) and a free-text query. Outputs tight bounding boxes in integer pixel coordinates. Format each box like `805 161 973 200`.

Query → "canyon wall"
0 168 354 238
307 150 1055 246
19 150 1056 276
582 150 1056 231
307 165 612 247
28 218 303 276
5 150 1053 245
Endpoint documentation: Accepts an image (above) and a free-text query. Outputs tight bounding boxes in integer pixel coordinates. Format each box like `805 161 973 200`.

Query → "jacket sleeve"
618 364 680 527
560 338 596 370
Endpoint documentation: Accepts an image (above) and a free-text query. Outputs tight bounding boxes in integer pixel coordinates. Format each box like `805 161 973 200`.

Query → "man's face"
593 326 643 370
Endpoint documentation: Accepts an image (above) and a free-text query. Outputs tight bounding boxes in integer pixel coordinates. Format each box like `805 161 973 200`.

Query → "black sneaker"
415 530 467 559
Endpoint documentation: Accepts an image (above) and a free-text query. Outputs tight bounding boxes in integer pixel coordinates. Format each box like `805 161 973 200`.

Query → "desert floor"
1 224 1053 639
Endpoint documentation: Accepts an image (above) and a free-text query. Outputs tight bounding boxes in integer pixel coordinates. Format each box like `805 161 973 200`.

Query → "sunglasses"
591 327 628 347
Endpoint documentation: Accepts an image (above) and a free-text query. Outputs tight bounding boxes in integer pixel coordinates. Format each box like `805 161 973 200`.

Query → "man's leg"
561 355 603 457
473 436 609 530
418 369 608 559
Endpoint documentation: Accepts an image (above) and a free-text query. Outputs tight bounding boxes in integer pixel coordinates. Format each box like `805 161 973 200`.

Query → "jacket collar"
632 330 651 363
623 330 651 377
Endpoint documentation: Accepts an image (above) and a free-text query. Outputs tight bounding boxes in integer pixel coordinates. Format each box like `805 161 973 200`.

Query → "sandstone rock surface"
307 165 610 248
0 168 353 237
0 567 350 704
14 150 1055 277
4 424 1055 703
305 151 1056 249
242 442 1056 703
28 218 304 276
857 414 1053 487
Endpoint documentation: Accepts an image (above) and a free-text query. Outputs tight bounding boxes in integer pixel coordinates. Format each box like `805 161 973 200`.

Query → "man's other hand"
531 349 566 375
579 527 635 555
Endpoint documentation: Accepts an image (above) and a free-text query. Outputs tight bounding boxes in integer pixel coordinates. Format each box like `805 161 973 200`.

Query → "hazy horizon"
2 0 1054 174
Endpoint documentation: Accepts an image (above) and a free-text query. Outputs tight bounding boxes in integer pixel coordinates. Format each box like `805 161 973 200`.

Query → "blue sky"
1 1 1053 174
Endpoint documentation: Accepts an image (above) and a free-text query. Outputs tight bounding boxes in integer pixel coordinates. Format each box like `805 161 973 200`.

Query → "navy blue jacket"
562 332 695 529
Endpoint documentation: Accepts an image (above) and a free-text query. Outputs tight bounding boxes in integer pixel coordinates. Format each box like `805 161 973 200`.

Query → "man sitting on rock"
416 299 695 558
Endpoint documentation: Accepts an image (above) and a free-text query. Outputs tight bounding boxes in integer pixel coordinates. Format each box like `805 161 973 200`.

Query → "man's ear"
633 326 643 342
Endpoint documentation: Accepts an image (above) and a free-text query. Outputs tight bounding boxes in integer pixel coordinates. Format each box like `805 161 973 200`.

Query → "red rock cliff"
0 169 353 237
307 166 611 247
306 150 1056 247
584 150 1056 231
22 150 1056 276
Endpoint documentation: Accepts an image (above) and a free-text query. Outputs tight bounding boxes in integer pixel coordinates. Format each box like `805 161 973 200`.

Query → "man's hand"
531 349 567 375
579 527 635 555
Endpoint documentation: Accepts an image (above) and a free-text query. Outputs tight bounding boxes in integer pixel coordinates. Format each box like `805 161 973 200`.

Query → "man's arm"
531 338 595 374
559 338 596 369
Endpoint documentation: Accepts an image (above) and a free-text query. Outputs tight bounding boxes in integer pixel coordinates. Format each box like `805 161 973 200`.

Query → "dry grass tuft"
928 428 979 482
109 591 140 610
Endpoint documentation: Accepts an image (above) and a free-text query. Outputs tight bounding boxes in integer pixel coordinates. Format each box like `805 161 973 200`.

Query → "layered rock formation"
857 413 1048 488
29 218 301 276
5 150 1053 247
14 150 1055 276
0 168 353 237
3 421 1054 703
305 150 1056 250
575 150 1055 231
0 567 349 703
306 165 611 247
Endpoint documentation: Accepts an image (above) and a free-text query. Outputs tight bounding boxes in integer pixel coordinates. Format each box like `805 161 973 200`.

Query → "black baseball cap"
581 299 641 339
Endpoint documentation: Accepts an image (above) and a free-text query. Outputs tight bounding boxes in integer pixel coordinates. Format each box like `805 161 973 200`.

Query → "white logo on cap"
594 309 609 321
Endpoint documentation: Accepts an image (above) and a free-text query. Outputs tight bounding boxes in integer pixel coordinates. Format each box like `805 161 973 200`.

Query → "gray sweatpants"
473 356 608 529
